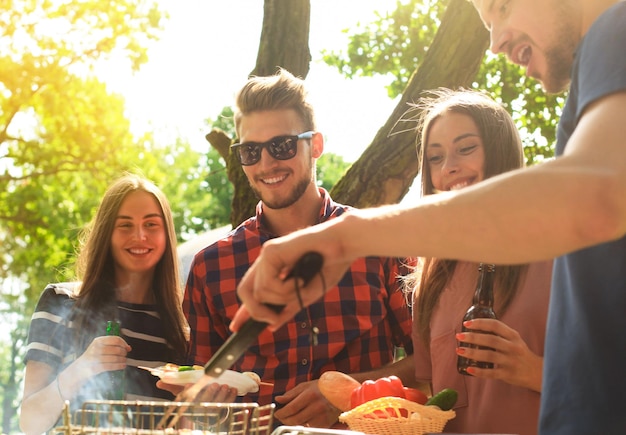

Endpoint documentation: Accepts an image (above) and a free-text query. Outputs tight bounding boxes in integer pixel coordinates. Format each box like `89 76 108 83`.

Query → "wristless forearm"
20 378 67 435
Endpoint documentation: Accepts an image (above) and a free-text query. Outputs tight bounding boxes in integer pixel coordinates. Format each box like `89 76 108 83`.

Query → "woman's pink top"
412 260 553 435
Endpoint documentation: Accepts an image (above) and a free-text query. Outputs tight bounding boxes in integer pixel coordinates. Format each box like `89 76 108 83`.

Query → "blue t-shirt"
540 3 626 435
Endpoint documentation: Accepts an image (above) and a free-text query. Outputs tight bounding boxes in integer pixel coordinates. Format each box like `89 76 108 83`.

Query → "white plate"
151 367 259 395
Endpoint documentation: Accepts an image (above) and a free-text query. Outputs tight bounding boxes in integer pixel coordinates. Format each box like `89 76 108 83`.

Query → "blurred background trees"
0 1 191 431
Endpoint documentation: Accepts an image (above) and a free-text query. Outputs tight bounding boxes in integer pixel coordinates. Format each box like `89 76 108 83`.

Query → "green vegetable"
425 388 458 410
177 366 194 372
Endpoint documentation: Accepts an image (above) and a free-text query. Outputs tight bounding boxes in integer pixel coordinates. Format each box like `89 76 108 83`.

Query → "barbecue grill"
52 400 275 435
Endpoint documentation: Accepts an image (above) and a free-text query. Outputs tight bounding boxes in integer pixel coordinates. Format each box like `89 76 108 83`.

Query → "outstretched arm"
234 92 626 331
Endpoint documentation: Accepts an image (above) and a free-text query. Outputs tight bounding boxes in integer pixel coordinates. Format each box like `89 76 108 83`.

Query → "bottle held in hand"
104 320 125 400
457 263 497 375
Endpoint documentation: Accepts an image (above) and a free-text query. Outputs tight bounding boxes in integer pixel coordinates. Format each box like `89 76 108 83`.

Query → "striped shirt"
25 283 180 410
184 188 414 406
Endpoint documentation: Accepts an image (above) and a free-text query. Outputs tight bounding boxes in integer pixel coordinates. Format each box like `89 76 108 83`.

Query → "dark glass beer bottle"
104 320 125 400
457 263 497 375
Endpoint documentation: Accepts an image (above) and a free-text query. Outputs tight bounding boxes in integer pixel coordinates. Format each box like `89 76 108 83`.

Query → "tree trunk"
228 0 312 226
330 0 489 207
253 0 311 77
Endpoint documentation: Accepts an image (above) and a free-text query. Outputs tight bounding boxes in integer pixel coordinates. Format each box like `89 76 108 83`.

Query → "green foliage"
3 0 167 72
143 137 235 237
322 0 565 163
474 54 565 164
317 153 351 191
202 106 238 228
0 2 198 432
0 289 29 434
211 106 237 138
203 147 234 229
323 0 448 98
0 0 168 294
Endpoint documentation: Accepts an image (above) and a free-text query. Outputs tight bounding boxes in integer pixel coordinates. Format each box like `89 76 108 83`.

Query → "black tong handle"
203 251 323 377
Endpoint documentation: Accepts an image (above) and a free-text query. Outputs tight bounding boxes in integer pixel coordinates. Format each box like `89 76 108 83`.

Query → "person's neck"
114 270 155 304
262 185 323 237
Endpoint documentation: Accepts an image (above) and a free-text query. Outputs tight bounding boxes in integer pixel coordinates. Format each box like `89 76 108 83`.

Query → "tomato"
350 376 427 408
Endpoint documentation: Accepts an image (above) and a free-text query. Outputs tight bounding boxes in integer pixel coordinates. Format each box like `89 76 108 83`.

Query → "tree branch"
204 128 233 160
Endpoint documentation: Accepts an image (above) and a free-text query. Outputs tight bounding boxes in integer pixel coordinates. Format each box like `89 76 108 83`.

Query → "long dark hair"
70 174 188 356
406 89 529 348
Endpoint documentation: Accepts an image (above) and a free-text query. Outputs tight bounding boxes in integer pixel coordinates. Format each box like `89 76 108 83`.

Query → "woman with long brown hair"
20 174 188 435
405 89 552 435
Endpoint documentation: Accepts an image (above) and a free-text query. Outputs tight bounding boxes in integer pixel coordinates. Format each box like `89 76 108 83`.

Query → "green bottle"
104 320 125 400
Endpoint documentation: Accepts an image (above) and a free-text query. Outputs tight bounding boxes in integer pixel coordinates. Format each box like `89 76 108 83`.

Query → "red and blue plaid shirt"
184 188 413 406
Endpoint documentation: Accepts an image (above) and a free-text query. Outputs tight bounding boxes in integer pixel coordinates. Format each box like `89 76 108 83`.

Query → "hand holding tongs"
158 251 323 429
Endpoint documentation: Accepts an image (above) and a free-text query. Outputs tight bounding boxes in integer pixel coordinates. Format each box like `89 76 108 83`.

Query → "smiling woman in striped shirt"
20 174 188 435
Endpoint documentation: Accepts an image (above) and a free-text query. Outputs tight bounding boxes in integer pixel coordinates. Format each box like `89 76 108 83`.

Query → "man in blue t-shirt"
233 1 626 434
469 2 626 433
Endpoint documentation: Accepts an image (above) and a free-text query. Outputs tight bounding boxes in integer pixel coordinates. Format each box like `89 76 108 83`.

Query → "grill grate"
52 400 275 435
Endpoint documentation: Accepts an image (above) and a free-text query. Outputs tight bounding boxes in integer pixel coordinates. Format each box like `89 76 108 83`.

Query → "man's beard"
252 171 313 210
539 2 580 93
541 41 576 94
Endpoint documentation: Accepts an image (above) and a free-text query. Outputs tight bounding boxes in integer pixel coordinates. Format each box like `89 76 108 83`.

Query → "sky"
99 0 404 163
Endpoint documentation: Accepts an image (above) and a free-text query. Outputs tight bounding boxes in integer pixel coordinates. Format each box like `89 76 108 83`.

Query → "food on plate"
150 364 204 385
160 363 204 372
176 365 200 372
147 364 262 395
242 371 261 385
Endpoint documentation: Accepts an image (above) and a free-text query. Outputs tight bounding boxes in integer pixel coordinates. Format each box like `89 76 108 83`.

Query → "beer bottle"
104 320 125 400
457 263 497 375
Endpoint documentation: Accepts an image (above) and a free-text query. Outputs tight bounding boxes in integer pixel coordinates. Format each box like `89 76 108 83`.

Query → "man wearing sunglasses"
182 69 416 428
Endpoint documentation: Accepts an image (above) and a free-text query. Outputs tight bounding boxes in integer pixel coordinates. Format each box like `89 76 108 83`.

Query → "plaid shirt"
184 188 413 406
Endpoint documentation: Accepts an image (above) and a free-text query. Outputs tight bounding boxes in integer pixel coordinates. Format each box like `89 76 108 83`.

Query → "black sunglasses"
231 131 315 166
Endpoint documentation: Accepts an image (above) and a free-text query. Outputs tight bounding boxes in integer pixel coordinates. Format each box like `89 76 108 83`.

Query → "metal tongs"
158 251 323 428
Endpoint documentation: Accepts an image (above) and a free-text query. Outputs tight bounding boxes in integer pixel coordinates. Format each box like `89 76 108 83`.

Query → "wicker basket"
339 397 455 435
